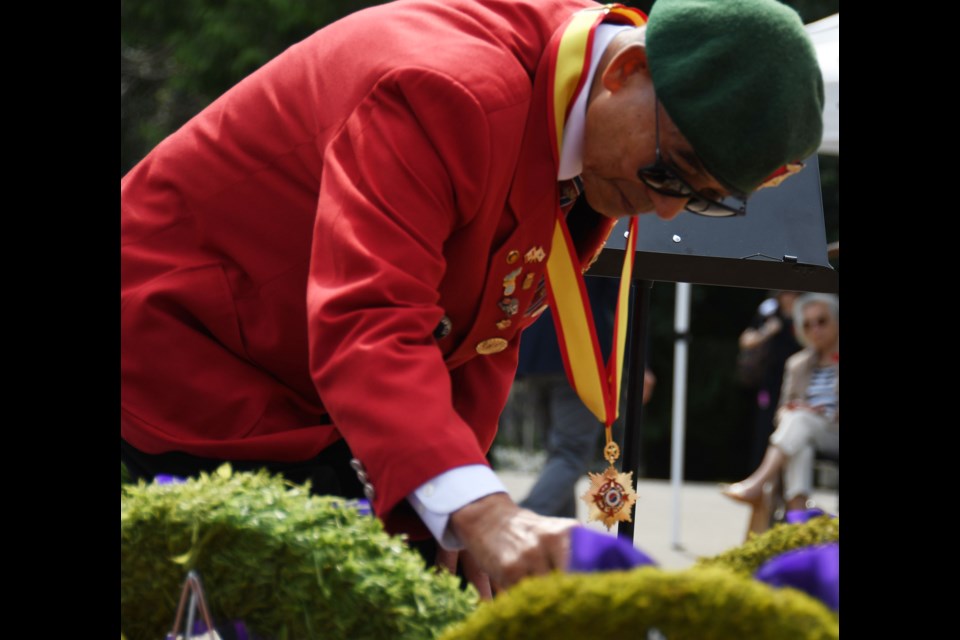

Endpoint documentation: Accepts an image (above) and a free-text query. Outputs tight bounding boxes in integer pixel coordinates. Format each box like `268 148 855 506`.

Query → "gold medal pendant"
581 434 638 529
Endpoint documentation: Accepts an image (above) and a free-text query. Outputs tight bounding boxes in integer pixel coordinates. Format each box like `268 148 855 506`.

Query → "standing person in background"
737 291 803 471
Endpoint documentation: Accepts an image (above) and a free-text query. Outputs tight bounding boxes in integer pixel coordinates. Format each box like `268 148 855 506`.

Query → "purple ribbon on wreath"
784 507 831 524
154 474 187 485
567 527 657 572
755 543 839 611
566 526 838 612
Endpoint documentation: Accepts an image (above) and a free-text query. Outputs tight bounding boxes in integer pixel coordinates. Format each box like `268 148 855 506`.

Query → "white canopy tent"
807 13 839 156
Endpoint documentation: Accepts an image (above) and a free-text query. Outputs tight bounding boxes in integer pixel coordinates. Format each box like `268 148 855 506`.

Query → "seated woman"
723 293 839 516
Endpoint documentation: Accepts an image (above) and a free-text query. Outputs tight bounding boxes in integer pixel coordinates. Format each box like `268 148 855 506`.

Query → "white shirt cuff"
407 465 507 550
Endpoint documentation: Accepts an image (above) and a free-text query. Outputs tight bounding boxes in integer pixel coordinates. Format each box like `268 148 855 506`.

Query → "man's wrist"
449 493 517 543
407 465 507 550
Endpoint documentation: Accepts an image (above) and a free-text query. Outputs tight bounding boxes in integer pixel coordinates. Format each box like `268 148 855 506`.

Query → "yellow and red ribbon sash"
544 4 647 429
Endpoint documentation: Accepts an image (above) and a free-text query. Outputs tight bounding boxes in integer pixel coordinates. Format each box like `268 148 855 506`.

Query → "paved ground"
497 470 839 569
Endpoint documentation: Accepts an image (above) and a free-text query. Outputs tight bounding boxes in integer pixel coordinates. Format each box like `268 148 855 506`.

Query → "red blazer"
121 0 614 534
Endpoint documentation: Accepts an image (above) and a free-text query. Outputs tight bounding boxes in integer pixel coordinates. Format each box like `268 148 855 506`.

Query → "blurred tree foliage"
121 0 385 174
120 0 839 481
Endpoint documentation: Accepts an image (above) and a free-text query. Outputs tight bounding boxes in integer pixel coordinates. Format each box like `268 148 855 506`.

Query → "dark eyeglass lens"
639 171 691 197
638 166 745 217
687 199 735 217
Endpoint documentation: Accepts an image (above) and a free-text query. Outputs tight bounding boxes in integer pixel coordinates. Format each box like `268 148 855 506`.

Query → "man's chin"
584 193 645 220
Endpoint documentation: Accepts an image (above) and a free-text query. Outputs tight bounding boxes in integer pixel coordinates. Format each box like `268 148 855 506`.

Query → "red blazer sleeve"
308 68 506 530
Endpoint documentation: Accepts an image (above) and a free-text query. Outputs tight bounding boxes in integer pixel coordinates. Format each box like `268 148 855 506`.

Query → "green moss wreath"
121 465 839 639
441 566 837 640
442 516 840 640
697 515 840 575
120 465 476 640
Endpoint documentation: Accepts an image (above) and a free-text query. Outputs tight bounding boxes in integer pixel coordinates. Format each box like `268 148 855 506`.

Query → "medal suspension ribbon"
545 214 639 529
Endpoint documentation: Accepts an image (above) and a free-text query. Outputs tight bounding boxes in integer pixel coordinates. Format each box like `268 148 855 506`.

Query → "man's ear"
600 43 649 93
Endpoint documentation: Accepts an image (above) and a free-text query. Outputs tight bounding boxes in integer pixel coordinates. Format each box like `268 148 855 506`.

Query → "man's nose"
652 192 688 221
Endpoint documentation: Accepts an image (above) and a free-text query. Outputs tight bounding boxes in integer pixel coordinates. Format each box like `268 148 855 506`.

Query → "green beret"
646 0 825 196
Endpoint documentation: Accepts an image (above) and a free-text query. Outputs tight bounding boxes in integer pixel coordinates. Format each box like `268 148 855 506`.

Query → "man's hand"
435 548 494 600
448 492 575 591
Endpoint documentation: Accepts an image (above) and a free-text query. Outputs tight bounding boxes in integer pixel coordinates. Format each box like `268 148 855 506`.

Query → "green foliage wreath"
120 466 476 640
697 515 840 575
121 465 839 640
442 516 840 640
441 566 837 640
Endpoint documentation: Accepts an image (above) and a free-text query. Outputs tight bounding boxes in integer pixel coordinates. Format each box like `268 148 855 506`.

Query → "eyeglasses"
803 316 831 330
636 101 747 218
